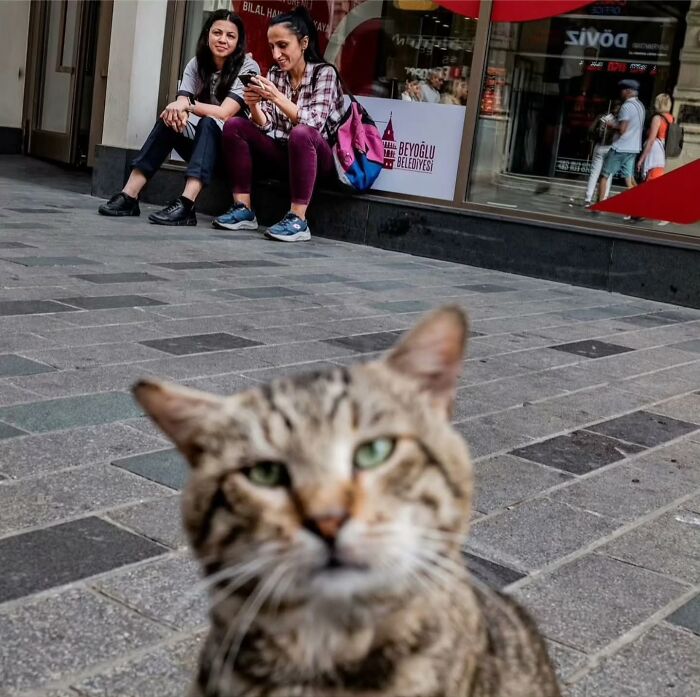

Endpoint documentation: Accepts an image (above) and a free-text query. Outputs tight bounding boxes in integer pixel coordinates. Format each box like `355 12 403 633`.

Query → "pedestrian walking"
583 102 619 207
98 10 258 226
596 80 645 218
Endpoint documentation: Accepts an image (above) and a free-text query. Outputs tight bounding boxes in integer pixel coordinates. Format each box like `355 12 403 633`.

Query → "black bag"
663 114 684 158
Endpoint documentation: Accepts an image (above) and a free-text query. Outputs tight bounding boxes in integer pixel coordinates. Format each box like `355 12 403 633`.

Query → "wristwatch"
186 95 196 113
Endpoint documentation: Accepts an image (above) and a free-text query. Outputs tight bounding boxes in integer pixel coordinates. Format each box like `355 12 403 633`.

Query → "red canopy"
435 1 592 22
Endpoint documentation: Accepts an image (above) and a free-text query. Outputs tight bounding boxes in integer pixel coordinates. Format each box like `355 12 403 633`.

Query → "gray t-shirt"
612 97 645 153
176 54 259 131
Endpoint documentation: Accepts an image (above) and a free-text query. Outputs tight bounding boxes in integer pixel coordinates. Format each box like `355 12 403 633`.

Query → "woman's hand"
246 75 283 105
160 100 188 133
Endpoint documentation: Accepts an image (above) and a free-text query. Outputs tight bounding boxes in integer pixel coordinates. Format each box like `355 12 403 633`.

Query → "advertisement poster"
357 96 466 201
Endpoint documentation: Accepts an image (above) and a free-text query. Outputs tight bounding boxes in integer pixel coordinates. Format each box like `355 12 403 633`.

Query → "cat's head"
134 307 471 607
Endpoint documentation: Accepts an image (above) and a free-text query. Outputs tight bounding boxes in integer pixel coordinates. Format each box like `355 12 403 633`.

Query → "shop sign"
548 15 675 62
356 96 466 200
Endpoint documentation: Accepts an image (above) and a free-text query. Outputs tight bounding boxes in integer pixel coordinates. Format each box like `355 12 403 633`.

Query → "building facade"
3 0 699 304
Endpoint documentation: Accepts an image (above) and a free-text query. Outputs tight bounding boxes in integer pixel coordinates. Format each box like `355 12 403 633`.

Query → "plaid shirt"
259 62 344 141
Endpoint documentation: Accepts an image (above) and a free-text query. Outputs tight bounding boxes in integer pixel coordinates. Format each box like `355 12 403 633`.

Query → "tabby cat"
134 307 561 697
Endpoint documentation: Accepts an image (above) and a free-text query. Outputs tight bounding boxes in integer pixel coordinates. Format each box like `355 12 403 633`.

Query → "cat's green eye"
354 437 396 470
246 461 289 488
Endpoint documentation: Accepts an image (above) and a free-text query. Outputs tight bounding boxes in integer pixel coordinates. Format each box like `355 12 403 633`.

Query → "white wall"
101 0 168 149
0 0 31 129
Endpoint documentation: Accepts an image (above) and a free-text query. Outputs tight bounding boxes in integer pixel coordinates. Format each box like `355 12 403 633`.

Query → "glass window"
231 0 478 201
467 1 698 239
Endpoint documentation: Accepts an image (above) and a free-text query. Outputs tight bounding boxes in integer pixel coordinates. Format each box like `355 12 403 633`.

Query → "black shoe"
148 197 197 226
98 192 140 217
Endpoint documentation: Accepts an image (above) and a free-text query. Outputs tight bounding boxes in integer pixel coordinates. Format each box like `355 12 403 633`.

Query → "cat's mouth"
318 553 370 574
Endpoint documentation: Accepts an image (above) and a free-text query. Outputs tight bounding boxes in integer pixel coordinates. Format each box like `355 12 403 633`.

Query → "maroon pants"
221 117 334 205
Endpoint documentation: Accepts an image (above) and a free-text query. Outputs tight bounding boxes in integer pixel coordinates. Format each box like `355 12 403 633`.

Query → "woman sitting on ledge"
213 6 344 242
98 10 258 226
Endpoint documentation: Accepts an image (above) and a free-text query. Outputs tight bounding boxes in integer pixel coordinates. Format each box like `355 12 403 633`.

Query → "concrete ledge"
92 144 700 308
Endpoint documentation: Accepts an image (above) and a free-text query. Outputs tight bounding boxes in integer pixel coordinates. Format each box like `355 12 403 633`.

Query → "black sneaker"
148 198 197 226
98 192 140 217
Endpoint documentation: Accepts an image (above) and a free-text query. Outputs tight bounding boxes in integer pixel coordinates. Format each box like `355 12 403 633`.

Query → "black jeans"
130 116 222 185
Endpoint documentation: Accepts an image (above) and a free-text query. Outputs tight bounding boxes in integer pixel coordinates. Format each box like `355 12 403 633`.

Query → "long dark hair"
195 10 246 104
269 5 326 65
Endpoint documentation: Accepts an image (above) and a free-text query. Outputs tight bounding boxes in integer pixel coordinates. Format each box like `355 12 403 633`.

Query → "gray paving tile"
601 511 700 584
370 299 432 313
0 517 167 603
547 647 585 685
0 241 36 248
95 553 207 631
554 461 696 523
216 258 286 267
454 417 534 459
223 285 307 299
647 393 700 424
0 463 170 535
343 279 411 291
513 554 686 652
568 624 700 697
616 313 679 328
73 272 166 284
0 423 167 479
473 454 572 513
55 294 167 310
666 595 700 636
323 330 403 353
0 221 54 228
631 439 700 487
112 448 188 491
0 420 27 439
4 255 99 266
669 338 700 354
455 283 516 293
151 261 224 269
467 497 616 571
286 273 351 284
0 353 54 377
0 299 78 316
0 588 166 695
552 339 634 359
105 495 186 549
70 633 203 697
0 391 142 432
511 430 644 475
267 249 328 258
586 410 698 448
462 551 525 590
140 331 263 356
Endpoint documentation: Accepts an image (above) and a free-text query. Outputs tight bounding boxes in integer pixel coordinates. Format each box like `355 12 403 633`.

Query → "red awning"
435 1 592 22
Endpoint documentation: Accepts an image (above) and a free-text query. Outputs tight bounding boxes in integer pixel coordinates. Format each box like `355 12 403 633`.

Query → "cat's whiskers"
208 562 294 696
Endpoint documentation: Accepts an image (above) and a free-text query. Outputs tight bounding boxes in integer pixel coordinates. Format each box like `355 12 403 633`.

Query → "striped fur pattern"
134 307 560 697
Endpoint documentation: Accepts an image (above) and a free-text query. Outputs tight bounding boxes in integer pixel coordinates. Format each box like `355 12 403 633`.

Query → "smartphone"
238 73 259 88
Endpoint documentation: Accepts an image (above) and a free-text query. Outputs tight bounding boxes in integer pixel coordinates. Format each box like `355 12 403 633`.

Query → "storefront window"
467 0 697 237
227 0 478 201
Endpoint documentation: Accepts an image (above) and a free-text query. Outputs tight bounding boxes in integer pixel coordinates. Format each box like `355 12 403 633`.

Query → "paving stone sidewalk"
0 155 698 697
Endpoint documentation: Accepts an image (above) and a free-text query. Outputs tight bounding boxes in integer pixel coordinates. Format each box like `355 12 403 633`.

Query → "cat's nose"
304 513 349 545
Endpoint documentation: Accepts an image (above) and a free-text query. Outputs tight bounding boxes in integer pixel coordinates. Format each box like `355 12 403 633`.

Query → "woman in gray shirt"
98 10 259 226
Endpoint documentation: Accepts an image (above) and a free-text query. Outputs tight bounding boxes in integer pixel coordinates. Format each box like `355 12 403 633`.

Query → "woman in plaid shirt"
214 6 344 242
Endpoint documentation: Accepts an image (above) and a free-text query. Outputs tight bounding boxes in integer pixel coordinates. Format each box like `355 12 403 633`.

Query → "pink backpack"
311 65 384 192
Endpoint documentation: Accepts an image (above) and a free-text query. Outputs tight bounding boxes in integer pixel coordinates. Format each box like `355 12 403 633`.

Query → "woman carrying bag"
214 6 344 242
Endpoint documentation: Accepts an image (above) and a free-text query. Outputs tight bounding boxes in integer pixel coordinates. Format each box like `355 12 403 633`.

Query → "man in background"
420 69 444 103
596 79 646 213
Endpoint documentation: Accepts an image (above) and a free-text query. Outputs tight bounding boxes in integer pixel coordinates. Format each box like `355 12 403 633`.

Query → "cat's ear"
132 379 223 464
384 306 468 412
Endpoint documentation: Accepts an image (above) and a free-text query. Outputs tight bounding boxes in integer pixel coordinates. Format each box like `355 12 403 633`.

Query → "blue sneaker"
265 212 311 242
213 203 258 231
